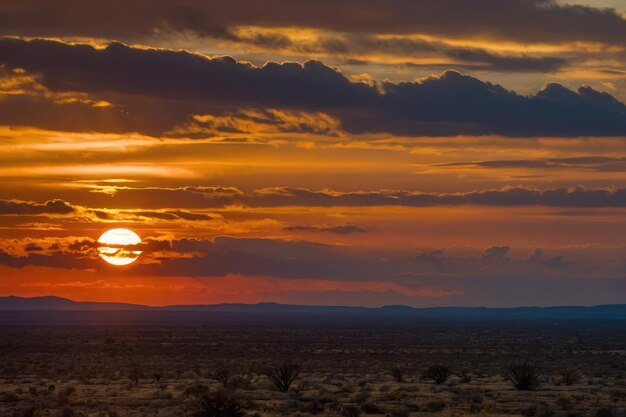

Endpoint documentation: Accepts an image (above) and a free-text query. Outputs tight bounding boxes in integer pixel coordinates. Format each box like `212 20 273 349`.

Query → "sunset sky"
1 0 626 307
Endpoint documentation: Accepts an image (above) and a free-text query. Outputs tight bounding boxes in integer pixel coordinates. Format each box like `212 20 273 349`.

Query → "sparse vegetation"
214 364 233 387
507 363 541 391
266 363 300 392
1 322 625 417
424 365 452 384
558 368 580 386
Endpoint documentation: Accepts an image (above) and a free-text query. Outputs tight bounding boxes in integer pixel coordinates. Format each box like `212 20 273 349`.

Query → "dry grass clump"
557 368 580 386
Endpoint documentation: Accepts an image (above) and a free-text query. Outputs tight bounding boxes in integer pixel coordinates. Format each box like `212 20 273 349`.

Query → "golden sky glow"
0 0 625 307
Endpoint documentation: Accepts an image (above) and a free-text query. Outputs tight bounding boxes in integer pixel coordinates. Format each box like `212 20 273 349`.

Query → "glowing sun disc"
98 228 142 266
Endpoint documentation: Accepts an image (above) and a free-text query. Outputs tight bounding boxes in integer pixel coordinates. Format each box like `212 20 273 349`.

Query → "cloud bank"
0 39 625 137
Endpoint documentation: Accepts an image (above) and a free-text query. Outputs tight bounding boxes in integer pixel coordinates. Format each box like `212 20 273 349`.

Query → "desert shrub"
559 369 580 386
266 363 300 392
191 391 245 417
390 366 404 383
424 365 452 385
507 363 541 391
425 400 447 412
214 365 232 387
361 402 383 414
381 390 410 402
341 404 361 417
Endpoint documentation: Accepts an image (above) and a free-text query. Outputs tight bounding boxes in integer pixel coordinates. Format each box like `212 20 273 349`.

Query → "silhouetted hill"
1 295 626 320
0 295 146 311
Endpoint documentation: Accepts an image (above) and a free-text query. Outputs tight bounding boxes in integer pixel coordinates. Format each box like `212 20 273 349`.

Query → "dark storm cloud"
0 39 374 107
283 223 367 235
0 39 624 136
0 199 74 215
362 76 626 136
0 0 625 44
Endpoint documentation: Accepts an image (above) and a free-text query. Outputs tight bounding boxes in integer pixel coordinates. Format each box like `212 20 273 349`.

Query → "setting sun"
97 228 142 266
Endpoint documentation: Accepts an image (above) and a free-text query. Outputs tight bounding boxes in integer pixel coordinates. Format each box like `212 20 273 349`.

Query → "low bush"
424 365 452 385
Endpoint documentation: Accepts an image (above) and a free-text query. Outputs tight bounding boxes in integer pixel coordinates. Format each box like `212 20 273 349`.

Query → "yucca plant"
267 363 300 392
507 363 541 391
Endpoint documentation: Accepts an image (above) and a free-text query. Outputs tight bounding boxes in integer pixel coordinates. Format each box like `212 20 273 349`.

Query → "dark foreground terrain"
1 311 625 417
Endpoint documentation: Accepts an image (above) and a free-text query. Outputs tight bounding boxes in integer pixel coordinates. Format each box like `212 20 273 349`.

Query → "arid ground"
1 312 625 417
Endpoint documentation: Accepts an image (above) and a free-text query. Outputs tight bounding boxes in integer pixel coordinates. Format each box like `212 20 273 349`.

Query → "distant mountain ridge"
0 295 147 311
1 295 626 320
